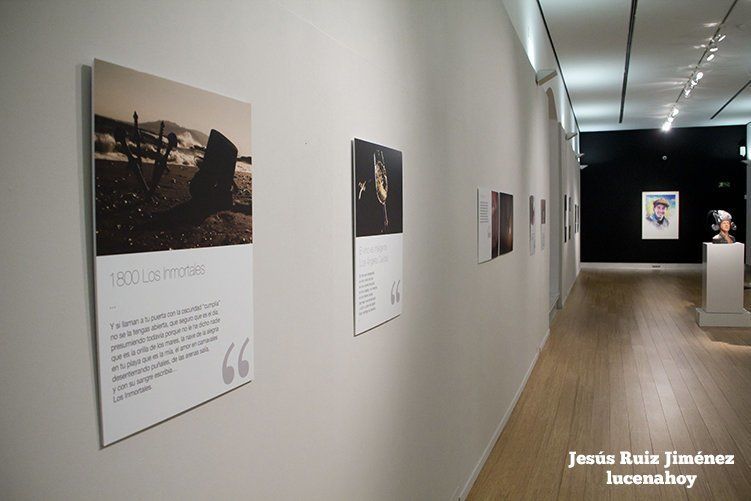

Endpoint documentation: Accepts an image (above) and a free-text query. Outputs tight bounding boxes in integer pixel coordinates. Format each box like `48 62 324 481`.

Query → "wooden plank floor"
468 270 751 500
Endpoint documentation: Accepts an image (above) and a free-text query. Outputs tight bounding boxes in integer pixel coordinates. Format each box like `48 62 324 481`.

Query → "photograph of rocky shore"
94 60 252 256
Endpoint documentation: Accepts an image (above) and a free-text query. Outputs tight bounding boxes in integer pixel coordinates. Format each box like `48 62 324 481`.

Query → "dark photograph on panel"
529 195 536 255
569 199 573 240
499 192 513 255
353 139 403 237
492 191 500 258
93 60 252 256
564 195 568 243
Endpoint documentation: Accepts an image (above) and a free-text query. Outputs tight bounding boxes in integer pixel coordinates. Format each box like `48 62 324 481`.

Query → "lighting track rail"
711 78 751 120
619 0 638 124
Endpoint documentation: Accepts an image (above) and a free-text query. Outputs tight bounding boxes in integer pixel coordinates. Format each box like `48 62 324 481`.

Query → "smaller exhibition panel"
352 139 403 335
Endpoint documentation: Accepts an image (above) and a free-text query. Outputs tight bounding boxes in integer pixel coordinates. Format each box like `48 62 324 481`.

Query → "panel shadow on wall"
580 126 746 263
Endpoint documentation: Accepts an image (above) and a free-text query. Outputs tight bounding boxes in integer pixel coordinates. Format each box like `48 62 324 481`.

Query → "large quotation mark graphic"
222 337 251 384
390 280 401 305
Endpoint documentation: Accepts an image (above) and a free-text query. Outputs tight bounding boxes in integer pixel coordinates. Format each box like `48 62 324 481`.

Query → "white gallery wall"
0 1 579 499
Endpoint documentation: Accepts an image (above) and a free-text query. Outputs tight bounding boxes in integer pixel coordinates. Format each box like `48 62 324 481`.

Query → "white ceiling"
539 0 751 131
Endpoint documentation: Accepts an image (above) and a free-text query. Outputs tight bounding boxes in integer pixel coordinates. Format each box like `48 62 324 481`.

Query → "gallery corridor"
468 270 751 500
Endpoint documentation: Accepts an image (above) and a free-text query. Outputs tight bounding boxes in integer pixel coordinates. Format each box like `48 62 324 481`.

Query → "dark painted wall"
580 126 746 263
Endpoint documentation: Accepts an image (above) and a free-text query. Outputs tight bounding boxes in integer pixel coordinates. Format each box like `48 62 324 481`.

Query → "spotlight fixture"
576 152 585 159
579 164 588 170
695 71 704 80
709 45 719 53
716 33 726 42
661 122 672 132
535 69 558 86
667 116 674 123
707 53 716 62
565 131 578 141
671 107 680 117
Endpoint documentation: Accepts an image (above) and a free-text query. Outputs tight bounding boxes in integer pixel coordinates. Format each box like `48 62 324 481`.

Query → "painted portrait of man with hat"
646 197 670 229
642 191 679 240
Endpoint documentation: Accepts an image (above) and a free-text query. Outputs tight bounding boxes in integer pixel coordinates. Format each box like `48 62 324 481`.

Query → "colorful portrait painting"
642 191 679 240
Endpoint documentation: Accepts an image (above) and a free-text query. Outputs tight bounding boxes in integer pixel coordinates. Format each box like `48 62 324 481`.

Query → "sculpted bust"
710 210 735 244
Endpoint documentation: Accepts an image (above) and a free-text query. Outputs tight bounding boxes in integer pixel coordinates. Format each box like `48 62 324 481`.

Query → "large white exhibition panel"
0 1 579 499
92 59 255 445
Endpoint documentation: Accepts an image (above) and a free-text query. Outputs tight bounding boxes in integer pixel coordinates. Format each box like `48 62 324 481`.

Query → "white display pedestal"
696 242 751 327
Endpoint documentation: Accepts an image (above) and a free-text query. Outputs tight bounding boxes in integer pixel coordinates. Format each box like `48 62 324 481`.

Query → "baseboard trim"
455 328 551 500
565 276 576 301
581 262 702 271
548 302 558 325
538 327 551 352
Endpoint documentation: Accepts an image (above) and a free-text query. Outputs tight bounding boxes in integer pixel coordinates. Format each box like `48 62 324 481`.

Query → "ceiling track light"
661 28 722 132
